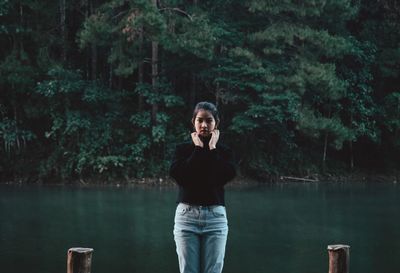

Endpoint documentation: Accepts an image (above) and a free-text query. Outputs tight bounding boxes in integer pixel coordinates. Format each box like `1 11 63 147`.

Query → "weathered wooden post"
327 244 350 273
67 247 94 273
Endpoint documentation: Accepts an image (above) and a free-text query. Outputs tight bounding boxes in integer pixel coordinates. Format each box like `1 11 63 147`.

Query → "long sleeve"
169 143 207 186
169 141 237 205
169 142 237 186
208 146 237 185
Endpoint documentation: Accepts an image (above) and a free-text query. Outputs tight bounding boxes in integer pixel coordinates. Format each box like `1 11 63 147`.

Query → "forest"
1 0 399 184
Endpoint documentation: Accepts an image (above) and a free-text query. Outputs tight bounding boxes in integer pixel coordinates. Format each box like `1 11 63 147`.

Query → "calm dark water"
1 182 399 273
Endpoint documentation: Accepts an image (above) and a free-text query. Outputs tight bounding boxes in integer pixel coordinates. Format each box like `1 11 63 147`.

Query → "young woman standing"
169 101 237 273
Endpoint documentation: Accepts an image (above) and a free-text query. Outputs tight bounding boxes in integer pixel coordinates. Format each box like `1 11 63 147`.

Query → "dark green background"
1 0 399 183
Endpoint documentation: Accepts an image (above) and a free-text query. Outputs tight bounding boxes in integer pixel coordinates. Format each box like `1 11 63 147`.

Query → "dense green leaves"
1 0 399 183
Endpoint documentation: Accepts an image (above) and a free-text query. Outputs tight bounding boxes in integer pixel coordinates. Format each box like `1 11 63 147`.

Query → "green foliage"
0 118 36 153
383 92 400 148
0 1 11 16
0 51 35 90
247 0 359 22
383 92 400 133
163 14 217 60
130 111 151 129
78 13 113 48
298 107 354 149
37 67 85 97
1 0 400 183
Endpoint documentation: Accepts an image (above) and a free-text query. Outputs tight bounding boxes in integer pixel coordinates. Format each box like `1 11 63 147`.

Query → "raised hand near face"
209 129 220 150
191 132 204 148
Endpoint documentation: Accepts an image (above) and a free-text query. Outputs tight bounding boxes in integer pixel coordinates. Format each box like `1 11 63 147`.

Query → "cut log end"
327 244 350 251
68 247 94 254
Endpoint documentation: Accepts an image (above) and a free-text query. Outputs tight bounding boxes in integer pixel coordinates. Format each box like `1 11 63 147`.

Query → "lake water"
1 182 399 273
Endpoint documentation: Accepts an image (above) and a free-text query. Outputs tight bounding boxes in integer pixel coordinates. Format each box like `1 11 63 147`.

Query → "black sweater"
169 140 237 206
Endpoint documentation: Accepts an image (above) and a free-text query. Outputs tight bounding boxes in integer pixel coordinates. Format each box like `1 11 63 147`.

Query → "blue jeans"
173 203 229 273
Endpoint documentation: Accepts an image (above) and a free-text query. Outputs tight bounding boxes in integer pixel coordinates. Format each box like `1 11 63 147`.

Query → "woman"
169 101 237 273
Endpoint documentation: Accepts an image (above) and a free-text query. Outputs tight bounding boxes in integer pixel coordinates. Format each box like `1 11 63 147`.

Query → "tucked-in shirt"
169 140 237 206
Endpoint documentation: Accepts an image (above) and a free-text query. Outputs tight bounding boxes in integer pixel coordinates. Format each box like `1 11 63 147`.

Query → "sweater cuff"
194 146 203 152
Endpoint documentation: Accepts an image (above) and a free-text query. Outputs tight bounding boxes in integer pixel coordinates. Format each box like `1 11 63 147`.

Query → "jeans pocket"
177 207 188 216
176 204 189 216
211 206 226 218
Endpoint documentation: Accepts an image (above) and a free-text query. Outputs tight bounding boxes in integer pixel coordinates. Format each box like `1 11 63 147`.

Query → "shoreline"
1 172 398 187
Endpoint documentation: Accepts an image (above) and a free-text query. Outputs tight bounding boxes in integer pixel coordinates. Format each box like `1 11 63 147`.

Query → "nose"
201 121 208 128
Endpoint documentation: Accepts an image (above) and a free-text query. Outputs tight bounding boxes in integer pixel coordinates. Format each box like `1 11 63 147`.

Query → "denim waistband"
179 202 225 210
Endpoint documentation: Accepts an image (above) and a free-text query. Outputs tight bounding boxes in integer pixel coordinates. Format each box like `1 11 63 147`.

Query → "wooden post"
328 244 350 273
67 247 94 273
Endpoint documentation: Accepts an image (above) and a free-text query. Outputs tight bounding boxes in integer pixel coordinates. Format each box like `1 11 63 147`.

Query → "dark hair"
192 101 220 124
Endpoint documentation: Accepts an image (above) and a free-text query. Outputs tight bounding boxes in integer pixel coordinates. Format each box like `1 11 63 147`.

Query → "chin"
199 133 211 138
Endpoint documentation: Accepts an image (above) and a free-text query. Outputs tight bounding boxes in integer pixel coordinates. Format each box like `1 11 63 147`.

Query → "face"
192 109 217 138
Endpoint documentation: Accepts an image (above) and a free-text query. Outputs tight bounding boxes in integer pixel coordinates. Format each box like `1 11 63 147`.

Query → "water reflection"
0 182 399 273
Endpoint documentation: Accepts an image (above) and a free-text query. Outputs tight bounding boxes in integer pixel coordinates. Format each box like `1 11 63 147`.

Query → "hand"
209 129 220 150
191 132 204 147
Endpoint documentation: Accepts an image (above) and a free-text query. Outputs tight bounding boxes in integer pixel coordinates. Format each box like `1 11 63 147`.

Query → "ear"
191 118 195 130
215 120 220 129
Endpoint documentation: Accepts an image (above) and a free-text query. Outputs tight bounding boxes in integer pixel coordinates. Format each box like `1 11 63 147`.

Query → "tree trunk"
138 64 144 111
14 104 19 150
91 44 97 80
84 2 89 80
90 0 97 80
138 26 144 112
349 112 354 170
322 107 332 171
19 4 24 54
151 40 158 126
396 94 400 148
59 0 67 62
349 140 354 170
151 0 159 127
323 131 328 170
109 56 113 88
190 74 196 108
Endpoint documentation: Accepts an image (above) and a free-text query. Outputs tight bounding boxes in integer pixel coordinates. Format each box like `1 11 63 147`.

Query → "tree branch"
159 7 193 21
